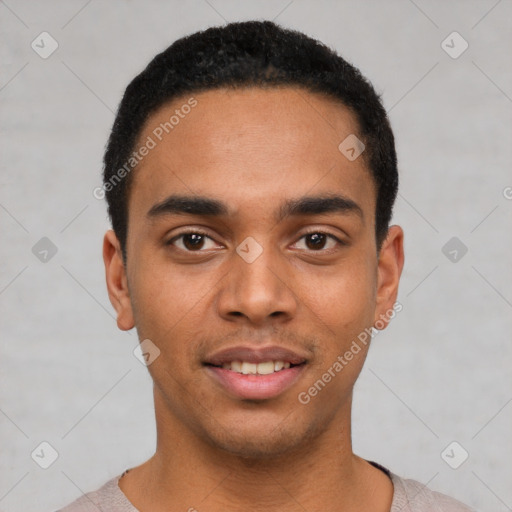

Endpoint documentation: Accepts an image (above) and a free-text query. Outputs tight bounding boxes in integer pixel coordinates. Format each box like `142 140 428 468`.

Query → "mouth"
205 360 302 374
203 346 308 400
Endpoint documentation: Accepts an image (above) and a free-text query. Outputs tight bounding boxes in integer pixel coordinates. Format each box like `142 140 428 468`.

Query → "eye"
292 231 343 252
167 231 220 252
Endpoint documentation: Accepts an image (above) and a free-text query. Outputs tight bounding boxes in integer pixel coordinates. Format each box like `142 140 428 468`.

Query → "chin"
213 434 300 459
203 414 324 460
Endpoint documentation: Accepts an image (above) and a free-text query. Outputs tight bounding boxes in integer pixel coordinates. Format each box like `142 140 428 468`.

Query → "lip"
203 345 308 400
204 345 308 366
205 364 306 400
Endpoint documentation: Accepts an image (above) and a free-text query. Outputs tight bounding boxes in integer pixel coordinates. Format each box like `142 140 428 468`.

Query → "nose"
216 241 298 326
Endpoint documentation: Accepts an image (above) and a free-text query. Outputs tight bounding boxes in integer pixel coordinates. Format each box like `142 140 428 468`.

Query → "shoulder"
55 473 137 512
390 472 475 512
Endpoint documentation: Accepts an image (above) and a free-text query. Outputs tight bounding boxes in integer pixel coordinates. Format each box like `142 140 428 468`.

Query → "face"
104 87 404 458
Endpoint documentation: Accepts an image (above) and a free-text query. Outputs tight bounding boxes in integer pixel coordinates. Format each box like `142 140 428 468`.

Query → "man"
58 20 473 512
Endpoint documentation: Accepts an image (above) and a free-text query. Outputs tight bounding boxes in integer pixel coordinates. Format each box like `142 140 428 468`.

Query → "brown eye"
292 231 341 252
168 231 218 252
182 233 206 250
305 233 327 250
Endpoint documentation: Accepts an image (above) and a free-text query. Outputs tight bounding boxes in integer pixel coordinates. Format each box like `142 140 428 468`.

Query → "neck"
119 387 393 512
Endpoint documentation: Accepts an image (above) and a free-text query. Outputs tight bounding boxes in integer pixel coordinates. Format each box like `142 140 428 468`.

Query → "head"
103 21 404 459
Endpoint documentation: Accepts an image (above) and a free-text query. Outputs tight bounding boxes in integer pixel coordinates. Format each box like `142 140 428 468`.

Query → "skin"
103 86 404 511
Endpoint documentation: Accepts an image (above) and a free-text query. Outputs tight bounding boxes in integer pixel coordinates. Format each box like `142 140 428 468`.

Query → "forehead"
128 87 375 221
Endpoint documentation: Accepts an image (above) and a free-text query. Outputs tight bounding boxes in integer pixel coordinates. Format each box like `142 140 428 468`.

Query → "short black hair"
103 20 398 260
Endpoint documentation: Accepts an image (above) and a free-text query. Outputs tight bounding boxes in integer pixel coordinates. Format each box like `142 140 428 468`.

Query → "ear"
103 230 135 331
373 225 404 329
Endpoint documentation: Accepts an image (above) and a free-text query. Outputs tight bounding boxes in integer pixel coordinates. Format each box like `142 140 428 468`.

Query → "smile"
212 360 293 375
204 362 306 400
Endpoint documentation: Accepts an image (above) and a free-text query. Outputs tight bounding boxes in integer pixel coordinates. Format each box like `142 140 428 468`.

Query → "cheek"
296 256 377 331
298 264 376 405
128 253 219 365
130 244 202 317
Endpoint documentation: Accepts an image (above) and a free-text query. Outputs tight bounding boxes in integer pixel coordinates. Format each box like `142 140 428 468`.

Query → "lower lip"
205 365 305 400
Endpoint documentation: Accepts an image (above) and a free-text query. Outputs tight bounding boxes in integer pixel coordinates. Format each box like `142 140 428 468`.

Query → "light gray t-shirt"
56 465 475 512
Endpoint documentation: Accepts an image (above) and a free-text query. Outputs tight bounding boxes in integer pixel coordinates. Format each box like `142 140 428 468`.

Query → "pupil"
184 234 204 250
306 233 325 250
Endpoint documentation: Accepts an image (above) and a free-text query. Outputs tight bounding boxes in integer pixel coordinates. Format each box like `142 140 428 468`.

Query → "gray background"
1 0 511 510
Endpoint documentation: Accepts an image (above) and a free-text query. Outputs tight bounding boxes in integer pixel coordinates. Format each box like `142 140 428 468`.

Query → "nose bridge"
217 236 297 323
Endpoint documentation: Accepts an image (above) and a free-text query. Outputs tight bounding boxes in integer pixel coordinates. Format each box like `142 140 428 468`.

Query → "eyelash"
167 228 345 253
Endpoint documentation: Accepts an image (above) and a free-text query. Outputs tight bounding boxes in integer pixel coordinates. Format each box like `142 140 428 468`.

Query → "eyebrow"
147 194 363 221
147 195 229 218
278 194 363 221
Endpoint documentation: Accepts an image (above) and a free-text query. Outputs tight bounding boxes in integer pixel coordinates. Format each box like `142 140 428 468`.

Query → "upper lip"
204 345 308 366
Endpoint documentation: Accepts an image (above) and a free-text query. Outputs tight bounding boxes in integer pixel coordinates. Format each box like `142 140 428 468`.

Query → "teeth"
241 362 257 375
257 361 275 375
231 361 242 372
219 360 294 374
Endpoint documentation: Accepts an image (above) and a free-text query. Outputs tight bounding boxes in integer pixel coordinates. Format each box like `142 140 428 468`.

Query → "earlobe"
103 230 135 331
374 225 404 330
